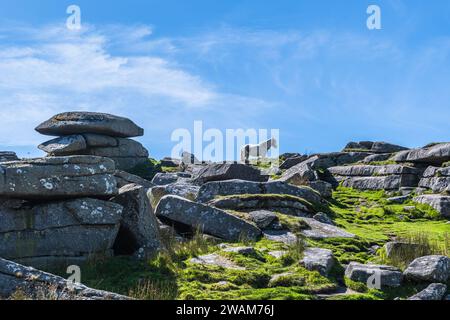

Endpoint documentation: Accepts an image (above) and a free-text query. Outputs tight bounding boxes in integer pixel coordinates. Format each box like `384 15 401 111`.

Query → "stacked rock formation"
0 112 162 270
0 156 123 269
275 140 450 217
36 112 149 171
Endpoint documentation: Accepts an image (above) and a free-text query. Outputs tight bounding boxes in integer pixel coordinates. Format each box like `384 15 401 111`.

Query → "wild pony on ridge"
240 137 278 164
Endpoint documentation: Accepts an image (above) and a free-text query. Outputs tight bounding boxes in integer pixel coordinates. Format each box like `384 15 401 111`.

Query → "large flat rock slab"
327 164 419 191
0 156 118 199
279 152 371 186
336 175 418 191
300 218 356 239
393 142 450 165
35 112 144 138
193 163 267 184
344 141 408 153
0 198 122 265
328 164 418 176
155 195 261 241
196 179 324 206
208 194 315 216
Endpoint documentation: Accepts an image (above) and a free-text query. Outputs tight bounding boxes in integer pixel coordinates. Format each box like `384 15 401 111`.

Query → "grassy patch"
128 158 162 180
38 185 448 301
330 187 446 244
161 166 181 173
376 232 449 269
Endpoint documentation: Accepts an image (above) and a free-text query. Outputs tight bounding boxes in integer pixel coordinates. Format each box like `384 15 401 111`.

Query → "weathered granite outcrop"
110 183 162 258
413 194 450 218
155 195 261 241
393 142 450 166
418 166 450 193
193 163 267 184
344 141 408 154
362 153 393 163
160 157 181 168
279 152 370 186
36 112 149 171
0 197 122 268
279 155 308 170
208 194 315 216
247 210 279 229
327 164 420 190
196 179 325 207
39 135 149 171
0 156 118 199
383 242 427 260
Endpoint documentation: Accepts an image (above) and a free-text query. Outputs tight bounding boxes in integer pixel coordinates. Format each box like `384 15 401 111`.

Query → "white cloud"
1 22 449 158
0 24 274 154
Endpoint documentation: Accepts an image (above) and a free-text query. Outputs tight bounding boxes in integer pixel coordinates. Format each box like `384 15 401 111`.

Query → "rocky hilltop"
0 112 448 300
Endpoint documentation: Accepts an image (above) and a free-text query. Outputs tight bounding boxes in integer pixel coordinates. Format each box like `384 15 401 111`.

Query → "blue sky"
0 0 449 159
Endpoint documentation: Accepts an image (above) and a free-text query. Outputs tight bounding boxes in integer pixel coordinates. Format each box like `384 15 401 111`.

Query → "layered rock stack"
36 112 149 171
0 112 162 270
276 140 450 217
0 156 122 268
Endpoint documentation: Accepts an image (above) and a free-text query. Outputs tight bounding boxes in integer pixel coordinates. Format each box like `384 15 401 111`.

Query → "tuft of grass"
128 279 178 300
285 235 307 262
275 213 309 233
248 158 279 169
377 231 449 269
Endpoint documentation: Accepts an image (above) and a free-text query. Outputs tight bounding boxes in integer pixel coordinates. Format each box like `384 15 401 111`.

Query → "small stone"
300 247 335 276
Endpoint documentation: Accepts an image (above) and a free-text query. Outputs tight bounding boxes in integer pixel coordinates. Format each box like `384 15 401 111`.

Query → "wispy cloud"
0 24 273 154
0 22 449 158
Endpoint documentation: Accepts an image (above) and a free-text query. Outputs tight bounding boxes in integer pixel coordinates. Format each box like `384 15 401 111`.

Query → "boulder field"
0 117 448 300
